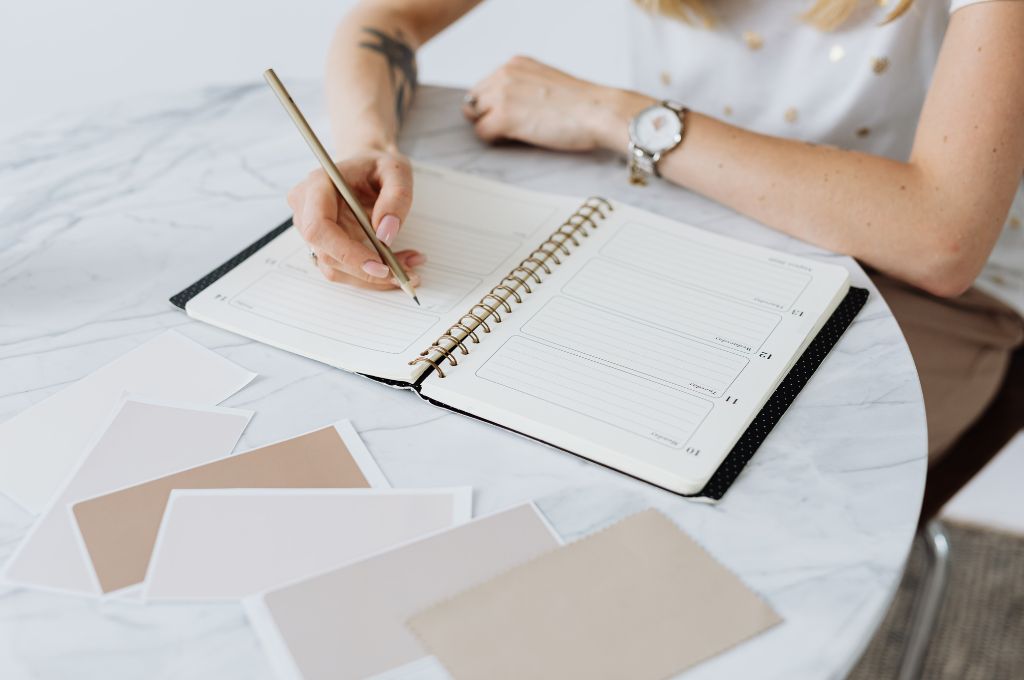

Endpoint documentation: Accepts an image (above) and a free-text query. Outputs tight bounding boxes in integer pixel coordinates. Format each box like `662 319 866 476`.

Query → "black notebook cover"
171 219 869 501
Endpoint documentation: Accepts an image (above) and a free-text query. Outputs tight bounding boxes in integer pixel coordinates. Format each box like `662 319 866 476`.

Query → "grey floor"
849 521 1024 680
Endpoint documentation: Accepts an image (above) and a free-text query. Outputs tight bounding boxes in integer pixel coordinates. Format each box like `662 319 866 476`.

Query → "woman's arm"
290 0 480 288
326 0 480 155
467 2 1024 298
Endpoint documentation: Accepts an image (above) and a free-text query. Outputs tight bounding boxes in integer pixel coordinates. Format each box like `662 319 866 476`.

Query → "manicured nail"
376 214 400 246
408 253 427 267
362 260 390 278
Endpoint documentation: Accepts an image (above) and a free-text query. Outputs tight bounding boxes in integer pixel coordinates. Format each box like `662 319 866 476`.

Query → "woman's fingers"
399 249 426 269
314 248 424 290
466 78 512 143
289 168 338 240
293 167 392 284
288 150 425 288
301 215 392 284
464 56 609 151
300 171 339 230
315 260 393 290
472 90 509 143
473 110 507 143
462 90 485 122
370 155 415 247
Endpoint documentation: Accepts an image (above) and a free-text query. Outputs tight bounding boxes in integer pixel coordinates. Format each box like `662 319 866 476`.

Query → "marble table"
0 83 927 679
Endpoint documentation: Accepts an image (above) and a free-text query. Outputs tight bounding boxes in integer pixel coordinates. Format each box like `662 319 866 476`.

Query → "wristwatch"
627 100 688 185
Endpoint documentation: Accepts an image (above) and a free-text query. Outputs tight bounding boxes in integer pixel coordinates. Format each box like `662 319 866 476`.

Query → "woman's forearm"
594 102 997 297
326 7 419 156
591 4 1024 298
325 0 481 157
465 54 1013 298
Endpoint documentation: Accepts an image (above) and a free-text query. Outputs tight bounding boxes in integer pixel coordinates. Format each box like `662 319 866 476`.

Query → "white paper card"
2 398 253 594
143 488 473 600
0 331 256 513
243 504 562 680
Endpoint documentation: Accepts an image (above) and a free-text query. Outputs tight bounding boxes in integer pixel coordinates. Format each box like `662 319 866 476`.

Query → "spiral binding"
409 197 613 378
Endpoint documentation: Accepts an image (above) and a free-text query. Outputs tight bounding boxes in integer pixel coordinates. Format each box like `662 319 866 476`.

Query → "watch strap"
663 99 686 115
628 143 657 185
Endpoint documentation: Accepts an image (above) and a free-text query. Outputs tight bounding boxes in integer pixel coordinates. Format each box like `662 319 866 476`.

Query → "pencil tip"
413 295 421 306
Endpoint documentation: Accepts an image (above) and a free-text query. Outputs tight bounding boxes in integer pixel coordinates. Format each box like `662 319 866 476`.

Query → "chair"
896 346 1023 680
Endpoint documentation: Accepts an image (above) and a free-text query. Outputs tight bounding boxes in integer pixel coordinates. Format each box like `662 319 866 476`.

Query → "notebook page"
184 165 579 382
421 203 850 494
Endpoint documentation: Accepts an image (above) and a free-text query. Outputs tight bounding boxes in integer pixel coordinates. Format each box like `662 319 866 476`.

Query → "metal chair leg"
897 519 951 680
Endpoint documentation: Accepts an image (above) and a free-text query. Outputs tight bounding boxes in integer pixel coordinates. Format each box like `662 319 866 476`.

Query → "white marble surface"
0 83 928 680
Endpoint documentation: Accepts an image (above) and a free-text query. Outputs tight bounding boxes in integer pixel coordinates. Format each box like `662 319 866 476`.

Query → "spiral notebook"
172 164 867 499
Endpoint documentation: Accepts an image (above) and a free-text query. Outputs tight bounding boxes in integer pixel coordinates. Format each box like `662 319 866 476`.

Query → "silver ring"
308 248 318 266
463 92 479 116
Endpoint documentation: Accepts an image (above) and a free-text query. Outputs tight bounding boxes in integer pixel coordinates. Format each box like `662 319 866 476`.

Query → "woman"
288 0 1024 463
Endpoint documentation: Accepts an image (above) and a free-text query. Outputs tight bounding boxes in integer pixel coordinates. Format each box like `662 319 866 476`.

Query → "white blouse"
627 0 1022 312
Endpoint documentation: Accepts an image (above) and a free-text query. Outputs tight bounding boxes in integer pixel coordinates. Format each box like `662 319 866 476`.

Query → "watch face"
631 105 683 154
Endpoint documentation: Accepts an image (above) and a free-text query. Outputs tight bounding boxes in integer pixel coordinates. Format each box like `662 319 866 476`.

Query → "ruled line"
563 258 782 352
280 247 480 314
393 218 522 277
521 297 749 396
476 337 713 447
600 222 812 309
231 271 438 353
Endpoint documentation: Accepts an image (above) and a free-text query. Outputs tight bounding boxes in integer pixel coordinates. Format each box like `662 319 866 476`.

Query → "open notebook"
172 164 867 499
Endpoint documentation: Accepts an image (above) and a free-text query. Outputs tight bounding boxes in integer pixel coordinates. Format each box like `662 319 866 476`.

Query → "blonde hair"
633 0 914 32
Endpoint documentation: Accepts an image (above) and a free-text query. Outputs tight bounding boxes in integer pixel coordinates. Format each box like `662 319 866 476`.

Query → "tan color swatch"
2 399 251 594
247 504 561 680
408 509 782 680
73 426 371 593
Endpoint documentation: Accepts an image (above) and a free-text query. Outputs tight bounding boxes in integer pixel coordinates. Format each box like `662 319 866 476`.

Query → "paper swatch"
244 504 562 680
73 422 387 594
0 331 255 514
144 488 473 600
408 509 782 680
2 398 252 594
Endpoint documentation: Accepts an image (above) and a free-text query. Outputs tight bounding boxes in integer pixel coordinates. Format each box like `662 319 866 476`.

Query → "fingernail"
376 214 400 246
408 253 427 267
362 260 390 278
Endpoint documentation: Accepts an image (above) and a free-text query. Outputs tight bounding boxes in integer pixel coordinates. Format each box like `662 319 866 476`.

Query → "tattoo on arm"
360 27 418 126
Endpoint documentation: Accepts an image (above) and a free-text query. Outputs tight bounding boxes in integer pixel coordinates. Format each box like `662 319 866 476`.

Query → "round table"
0 83 927 679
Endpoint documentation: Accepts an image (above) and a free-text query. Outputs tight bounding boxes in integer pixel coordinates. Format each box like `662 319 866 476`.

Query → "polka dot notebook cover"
171 164 867 501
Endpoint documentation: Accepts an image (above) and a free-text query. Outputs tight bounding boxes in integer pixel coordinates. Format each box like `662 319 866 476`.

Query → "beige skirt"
870 272 1024 464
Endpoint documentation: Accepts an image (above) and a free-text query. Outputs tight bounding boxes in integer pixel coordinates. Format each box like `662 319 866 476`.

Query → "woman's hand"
463 56 651 152
287 149 425 289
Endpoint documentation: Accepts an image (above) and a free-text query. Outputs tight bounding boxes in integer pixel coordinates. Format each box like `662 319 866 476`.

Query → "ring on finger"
463 92 480 119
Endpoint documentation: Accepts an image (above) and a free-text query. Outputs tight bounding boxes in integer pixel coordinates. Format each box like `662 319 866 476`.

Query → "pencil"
263 68 420 305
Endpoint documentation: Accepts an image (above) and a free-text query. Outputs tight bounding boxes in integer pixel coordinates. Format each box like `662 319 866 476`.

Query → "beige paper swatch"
245 504 561 680
1 398 252 595
408 509 782 680
73 424 379 593
0 330 255 514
